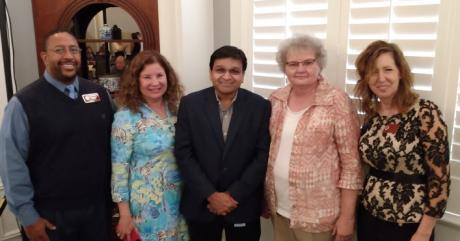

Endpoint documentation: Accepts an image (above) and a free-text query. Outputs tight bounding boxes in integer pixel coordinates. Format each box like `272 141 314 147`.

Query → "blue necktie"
64 86 78 100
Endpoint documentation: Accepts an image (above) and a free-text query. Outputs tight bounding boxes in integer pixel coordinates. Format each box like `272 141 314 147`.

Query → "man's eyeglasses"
286 59 316 69
50 46 82 55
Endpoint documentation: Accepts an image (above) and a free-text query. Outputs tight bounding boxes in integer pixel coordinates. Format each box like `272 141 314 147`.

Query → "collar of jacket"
270 77 334 107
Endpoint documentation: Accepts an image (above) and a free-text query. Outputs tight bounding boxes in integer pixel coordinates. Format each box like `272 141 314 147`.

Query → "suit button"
223 167 228 172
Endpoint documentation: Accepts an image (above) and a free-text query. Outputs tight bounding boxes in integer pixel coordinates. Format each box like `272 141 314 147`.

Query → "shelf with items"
77 39 142 43
79 39 133 87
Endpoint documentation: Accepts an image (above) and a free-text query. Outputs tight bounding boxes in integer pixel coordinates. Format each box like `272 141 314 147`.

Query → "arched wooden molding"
32 0 159 73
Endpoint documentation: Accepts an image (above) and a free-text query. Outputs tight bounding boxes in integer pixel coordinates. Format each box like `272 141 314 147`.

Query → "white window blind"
345 0 440 100
250 0 460 225
447 69 460 221
252 0 329 98
252 0 440 100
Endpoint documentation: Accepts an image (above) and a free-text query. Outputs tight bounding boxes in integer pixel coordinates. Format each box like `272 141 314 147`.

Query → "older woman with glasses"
264 34 363 241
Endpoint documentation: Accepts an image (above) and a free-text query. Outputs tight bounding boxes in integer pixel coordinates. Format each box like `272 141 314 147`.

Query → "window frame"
232 0 460 227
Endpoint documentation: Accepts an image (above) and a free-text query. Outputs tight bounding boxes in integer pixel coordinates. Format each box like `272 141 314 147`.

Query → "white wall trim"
324 0 348 88
158 0 183 76
431 0 460 134
230 0 253 90
158 0 214 94
0 28 8 124
440 212 460 228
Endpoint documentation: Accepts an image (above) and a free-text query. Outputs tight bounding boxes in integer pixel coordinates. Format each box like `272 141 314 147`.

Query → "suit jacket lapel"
223 90 247 158
204 89 225 148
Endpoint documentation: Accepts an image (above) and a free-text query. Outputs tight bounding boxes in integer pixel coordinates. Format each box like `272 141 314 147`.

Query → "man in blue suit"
174 45 270 241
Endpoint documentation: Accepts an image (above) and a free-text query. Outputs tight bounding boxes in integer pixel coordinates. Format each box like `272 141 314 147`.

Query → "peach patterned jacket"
265 79 363 232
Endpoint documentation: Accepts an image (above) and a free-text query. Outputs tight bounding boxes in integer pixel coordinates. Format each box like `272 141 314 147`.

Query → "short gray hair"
276 34 327 73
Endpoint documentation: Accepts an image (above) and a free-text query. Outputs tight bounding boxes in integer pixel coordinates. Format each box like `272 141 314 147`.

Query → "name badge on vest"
82 93 101 103
233 223 246 228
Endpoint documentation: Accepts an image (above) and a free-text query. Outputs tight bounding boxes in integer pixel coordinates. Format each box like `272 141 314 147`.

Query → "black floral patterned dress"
359 99 450 226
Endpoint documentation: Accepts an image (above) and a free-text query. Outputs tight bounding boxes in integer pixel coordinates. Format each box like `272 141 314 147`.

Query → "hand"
207 192 238 215
332 215 354 241
410 231 432 241
116 215 136 241
24 218 56 241
260 200 271 219
260 208 271 219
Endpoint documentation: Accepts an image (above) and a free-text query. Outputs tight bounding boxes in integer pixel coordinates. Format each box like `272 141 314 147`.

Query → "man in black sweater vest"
0 31 113 241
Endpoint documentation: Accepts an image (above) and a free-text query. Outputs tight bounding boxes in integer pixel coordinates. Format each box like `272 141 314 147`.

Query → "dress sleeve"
111 110 135 203
334 91 363 190
419 100 450 218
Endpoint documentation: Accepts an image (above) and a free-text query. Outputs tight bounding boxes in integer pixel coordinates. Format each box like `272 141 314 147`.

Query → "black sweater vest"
16 78 113 208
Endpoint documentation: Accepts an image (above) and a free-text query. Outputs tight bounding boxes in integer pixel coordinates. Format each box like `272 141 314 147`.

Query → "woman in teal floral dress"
111 50 188 241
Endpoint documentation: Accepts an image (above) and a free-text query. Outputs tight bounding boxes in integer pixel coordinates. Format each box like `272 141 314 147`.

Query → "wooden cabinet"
78 39 141 80
31 0 159 75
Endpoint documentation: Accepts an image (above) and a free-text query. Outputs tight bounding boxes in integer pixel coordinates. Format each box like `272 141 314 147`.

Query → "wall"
5 0 38 90
179 0 214 93
159 0 214 93
157 0 181 77
437 221 460 241
229 0 253 90
213 0 230 48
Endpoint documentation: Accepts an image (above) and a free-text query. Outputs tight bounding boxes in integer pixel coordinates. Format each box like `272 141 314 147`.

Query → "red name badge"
82 93 101 103
384 123 400 134
126 229 142 241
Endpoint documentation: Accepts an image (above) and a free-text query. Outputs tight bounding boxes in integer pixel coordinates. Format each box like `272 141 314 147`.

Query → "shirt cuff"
112 192 128 203
337 172 363 190
17 204 40 227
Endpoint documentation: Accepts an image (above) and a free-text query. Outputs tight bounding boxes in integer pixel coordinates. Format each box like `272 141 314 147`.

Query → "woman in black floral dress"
354 40 450 241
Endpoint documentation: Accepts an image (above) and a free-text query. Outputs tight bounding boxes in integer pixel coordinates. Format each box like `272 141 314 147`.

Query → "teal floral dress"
111 104 189 241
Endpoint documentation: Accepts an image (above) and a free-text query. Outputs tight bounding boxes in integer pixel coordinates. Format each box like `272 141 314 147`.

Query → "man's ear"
40 51 48 66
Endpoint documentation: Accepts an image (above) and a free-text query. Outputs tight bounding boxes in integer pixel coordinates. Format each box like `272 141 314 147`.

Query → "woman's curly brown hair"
354 40 418 118
116 50 184 115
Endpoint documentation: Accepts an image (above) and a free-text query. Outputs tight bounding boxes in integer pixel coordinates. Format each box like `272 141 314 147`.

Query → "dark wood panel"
77 39 143 43
31 0 159 74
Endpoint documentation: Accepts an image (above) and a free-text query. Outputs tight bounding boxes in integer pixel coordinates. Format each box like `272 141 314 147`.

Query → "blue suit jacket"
174 87 271 223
